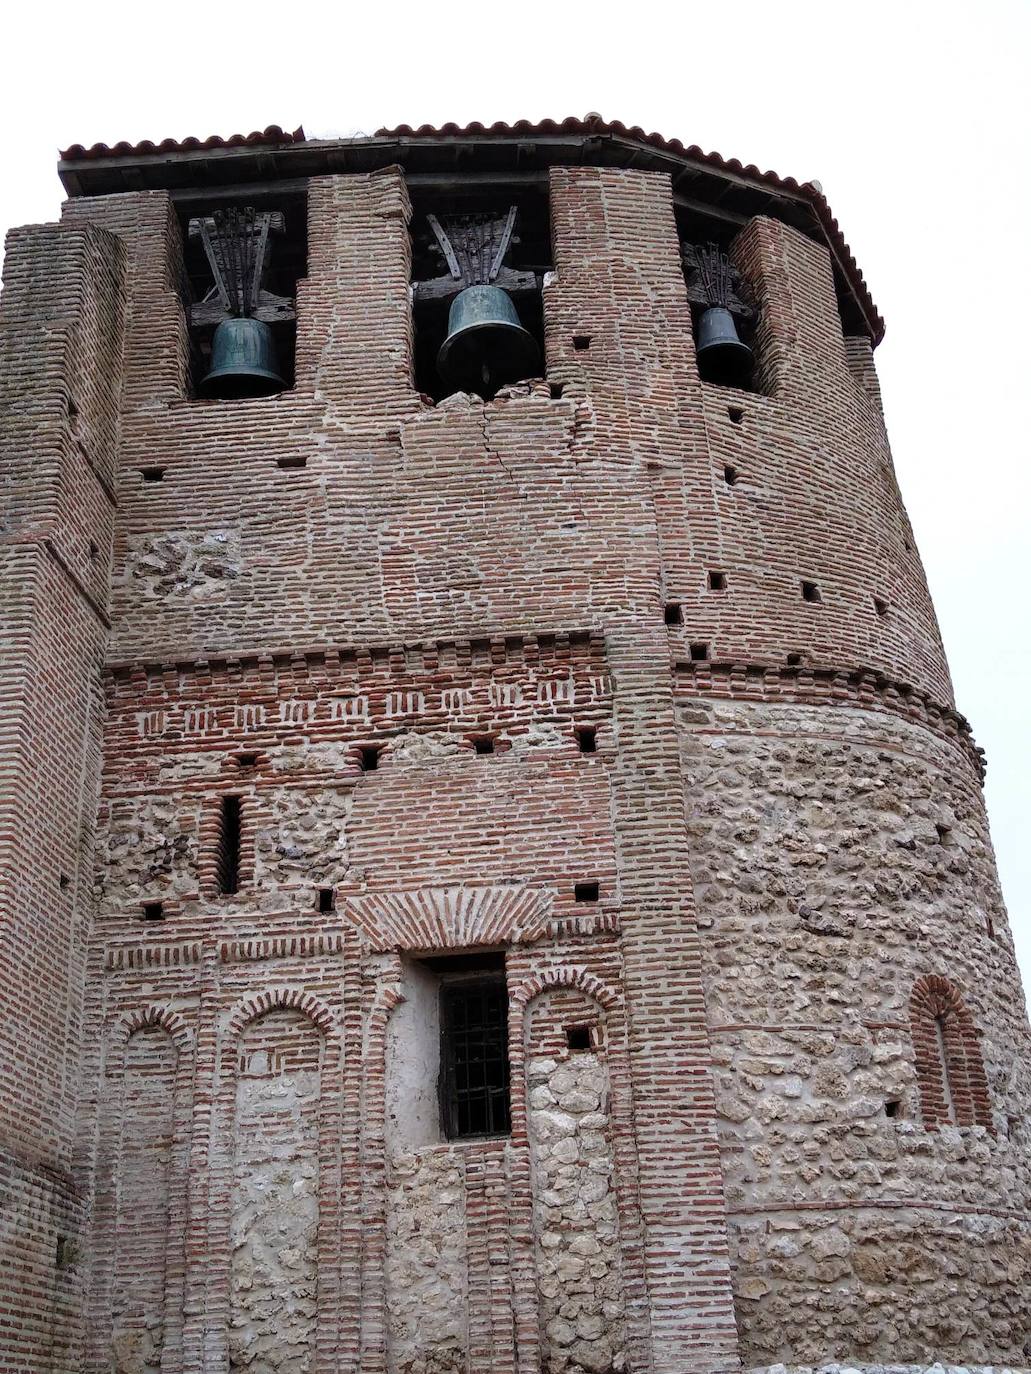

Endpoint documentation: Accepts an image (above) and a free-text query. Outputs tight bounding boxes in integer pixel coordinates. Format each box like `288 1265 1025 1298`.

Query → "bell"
695 306 753 386
202 317 284 399
437 285 540 395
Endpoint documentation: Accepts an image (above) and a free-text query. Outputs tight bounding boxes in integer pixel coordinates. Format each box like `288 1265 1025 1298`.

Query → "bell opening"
179 191 305 400
410 187 551 402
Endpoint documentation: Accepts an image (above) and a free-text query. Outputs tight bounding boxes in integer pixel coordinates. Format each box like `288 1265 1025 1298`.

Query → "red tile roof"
56 114 881 341
378 115 809 191
59 125 305 162
376 116 882 342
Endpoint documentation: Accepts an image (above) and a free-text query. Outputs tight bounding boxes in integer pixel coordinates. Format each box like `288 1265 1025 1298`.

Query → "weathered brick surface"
0 143 1027 1374
0 219 125 1374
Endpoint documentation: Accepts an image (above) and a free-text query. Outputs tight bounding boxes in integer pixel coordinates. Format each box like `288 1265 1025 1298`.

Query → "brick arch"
222 986 338 1045
109 1004 193 1061
348 884 552 953
510 965 619 1011
909 974 992 1130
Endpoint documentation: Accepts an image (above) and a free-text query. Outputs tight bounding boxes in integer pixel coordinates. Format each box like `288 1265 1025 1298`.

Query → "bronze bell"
695 306 753 386
202 317 285 399
437 285 540 395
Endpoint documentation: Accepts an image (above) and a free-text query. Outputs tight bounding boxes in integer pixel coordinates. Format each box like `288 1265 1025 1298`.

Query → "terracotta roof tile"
375 115 882 342
59 125 305 162
56 114 881 341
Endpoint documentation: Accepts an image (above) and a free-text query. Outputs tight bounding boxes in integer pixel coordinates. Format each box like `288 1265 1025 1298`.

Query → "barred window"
440 974 511 1140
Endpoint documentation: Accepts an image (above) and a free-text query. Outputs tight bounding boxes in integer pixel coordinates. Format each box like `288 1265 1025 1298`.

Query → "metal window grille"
440 978 511 1139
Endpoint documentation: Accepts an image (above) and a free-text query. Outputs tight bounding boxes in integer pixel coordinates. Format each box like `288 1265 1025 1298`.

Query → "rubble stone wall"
679 694 1031 1364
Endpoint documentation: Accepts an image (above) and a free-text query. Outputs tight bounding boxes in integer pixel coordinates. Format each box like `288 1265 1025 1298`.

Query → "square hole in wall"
472 735 496 755
358 745 380 773
566 1024 593 1052
723 464 739 487
873 595 889 617
574 881 600 903
801 580 822 604
664 603 683 626
141 901 165 921
139 466 166 482
233 752 258 769
277 455 307 470
884 1099 901 1119
787 652 804 667
708 570 727 591
575 725 597 754
317 887 336 914
690 642 709 662
728 406 745 425
573 335 592 352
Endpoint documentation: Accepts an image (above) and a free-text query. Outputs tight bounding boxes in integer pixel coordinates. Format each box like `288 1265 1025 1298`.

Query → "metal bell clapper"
201 317 285 399
695 305 754 386
437 284 540 395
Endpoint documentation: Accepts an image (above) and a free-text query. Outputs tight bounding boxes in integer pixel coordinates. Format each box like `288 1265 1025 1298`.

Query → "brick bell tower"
0 116 1028 1374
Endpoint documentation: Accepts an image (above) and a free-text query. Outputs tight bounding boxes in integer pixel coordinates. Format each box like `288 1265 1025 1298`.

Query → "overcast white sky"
2 1 1028 991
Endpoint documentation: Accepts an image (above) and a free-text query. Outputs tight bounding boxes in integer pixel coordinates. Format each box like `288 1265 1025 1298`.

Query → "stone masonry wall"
678 694 1031 1365
0 141 1024 1374
230 1009 323 1374
526 988 626 1374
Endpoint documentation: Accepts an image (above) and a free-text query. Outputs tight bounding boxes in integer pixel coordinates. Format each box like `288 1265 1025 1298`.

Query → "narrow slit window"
217 796 242 895
724 464 739 487
317 887 336 914
440 978 511 1139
